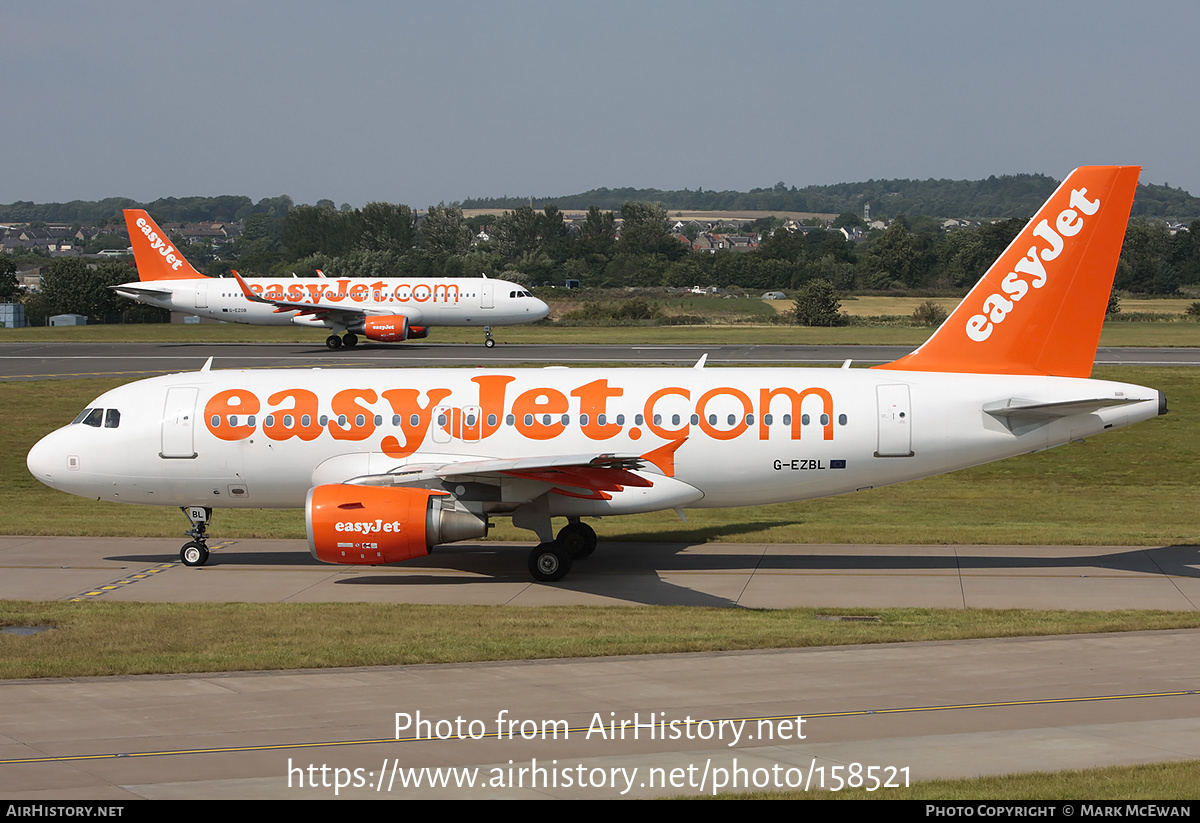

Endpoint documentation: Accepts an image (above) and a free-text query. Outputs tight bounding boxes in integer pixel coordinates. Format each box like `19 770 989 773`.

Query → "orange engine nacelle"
407 325 428 339
361 315 410 342
306 485 487 565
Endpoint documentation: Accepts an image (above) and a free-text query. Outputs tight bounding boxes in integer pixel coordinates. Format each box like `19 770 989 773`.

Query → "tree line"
0 195 295 226
6 173 1200 227
463 178 1200 221
234 201 1200 296
14 196 1200 326
19 203 1200 331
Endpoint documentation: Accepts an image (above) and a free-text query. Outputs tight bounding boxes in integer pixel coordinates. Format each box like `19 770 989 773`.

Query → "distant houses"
0 217 244 262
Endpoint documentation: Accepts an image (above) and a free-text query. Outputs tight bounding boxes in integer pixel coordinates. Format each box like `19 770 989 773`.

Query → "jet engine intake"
360 315 411 342
306 484 487 564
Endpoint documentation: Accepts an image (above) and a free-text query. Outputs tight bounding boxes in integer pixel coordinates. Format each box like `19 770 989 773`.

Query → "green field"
4 293 1200 347
809 294 1200 318
3 321 1200 347
3 601 1198 679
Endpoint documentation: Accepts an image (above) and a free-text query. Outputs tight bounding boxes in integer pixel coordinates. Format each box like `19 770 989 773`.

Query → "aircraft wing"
344 453 654 500
230 271 421 323
312 439 689 502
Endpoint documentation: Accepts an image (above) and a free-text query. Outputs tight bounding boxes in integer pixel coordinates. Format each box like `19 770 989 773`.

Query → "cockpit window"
71 407 120 428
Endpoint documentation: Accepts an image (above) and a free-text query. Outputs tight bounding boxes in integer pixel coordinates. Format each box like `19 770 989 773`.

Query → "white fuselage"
26 366 1163 517
112 276 548 330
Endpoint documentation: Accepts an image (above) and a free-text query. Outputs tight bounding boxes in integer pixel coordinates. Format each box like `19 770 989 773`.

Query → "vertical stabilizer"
875 165 1140 377
124 209 207 281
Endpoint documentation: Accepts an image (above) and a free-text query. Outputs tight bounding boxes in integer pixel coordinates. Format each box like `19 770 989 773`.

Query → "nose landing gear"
181 540 209 566
180 506 213 566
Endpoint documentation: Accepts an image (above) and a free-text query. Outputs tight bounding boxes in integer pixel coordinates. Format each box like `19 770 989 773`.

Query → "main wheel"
325 335 342 350
528 542 573 582
180 541 209 567
343 333 358 348
556 522 597 559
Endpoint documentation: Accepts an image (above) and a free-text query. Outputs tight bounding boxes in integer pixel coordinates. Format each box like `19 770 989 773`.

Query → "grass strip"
3 320 1199 346
2 601 1199 680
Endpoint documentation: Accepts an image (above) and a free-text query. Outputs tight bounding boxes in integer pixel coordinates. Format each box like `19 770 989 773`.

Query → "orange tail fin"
875 165 1140 378
123 209 207 281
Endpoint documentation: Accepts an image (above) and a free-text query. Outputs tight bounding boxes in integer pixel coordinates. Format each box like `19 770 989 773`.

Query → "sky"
4 1 1198 209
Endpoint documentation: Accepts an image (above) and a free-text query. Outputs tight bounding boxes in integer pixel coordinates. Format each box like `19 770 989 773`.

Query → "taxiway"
2 341 1199 381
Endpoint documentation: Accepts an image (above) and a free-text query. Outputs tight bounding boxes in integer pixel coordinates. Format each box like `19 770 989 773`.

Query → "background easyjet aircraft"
112 210 548 349
33 167 1162 581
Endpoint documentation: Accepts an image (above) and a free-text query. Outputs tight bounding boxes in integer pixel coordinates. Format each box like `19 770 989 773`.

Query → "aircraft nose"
533 298 550 321
26 431 61 489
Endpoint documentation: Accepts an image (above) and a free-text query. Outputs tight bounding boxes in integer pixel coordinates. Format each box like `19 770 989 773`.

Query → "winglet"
875 166 1140 378
232 270 270 304
641 438 686 477
123 210 207 282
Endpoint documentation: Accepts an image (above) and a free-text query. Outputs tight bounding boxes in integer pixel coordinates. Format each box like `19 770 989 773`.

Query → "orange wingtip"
231 270 261 301
123 210 206 281
641 438 686 477
875 165 1140 378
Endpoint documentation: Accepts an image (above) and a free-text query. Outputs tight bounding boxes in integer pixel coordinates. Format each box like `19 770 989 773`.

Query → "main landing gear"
484 325 495 348
180 506 213 567
527 521 597 582
325 332 358 350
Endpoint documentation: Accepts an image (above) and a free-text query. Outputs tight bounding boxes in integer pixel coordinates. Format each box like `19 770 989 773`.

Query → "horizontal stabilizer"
983 396 1155 420
110 283 176 297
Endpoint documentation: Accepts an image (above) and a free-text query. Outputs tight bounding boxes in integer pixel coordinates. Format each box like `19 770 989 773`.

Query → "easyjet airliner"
112 210 549 349
32 167 1162 581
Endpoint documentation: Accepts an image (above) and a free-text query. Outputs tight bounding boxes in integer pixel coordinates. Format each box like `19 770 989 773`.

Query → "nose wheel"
181 541 209 566
484 326 495 348
179 506 213 567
